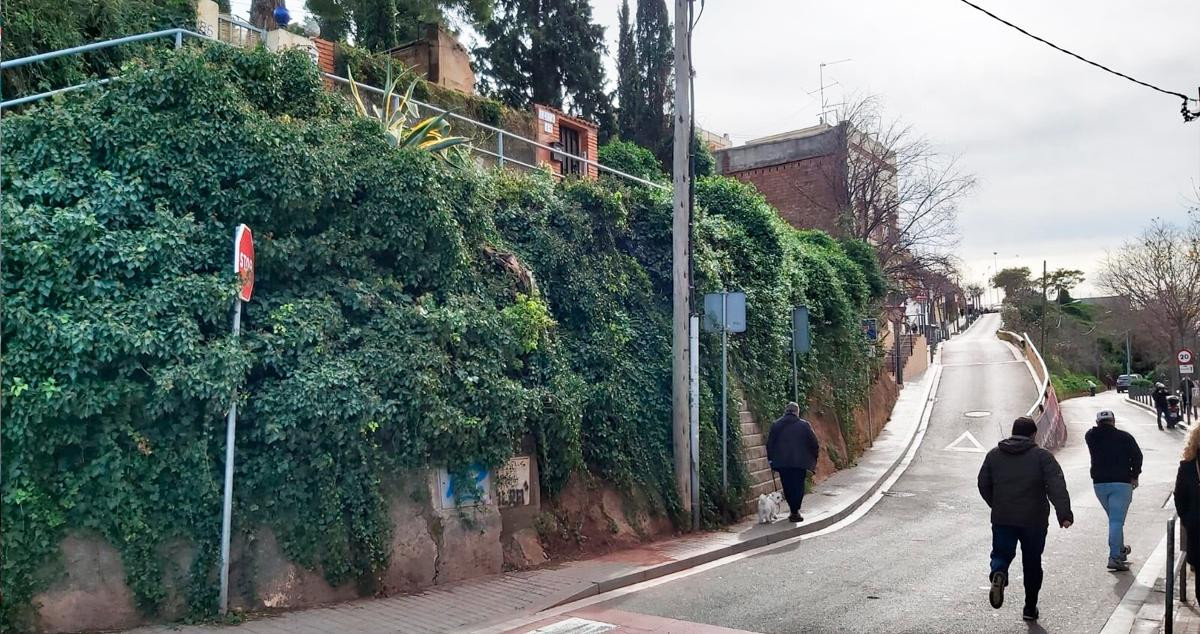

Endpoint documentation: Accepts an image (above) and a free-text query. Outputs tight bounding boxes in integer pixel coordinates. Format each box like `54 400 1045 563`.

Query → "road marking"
473 365 946 634
944 430 986 453
941 360 1025 368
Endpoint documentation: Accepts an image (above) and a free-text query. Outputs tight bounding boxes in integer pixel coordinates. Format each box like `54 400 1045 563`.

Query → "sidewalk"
131 366 940 634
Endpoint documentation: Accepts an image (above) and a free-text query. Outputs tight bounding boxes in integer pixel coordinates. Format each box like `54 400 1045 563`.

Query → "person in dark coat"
1175 425 1200 603
767 402 820 523
978 416 1073 623
1153 382 1171 429
1085 410 1142 571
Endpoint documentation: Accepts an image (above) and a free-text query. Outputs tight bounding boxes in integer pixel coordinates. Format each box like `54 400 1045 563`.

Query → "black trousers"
990 524 1047 609
776 468 808 514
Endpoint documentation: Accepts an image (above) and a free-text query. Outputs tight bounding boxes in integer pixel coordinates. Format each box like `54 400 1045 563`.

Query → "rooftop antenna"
819 58 852 124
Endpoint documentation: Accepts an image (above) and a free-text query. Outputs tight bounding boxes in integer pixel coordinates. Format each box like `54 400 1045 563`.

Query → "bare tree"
793 97 976 287
1098 217 1200 381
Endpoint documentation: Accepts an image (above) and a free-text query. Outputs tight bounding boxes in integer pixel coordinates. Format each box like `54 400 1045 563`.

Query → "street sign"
1182 365 1195 375
703 292 747 333
233 224 254 302
793 306 811 353
1179 349 1194 366
862 318 878 342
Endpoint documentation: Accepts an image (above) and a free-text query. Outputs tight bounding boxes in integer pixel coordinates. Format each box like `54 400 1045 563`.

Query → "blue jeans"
990 525 1047 608
1094 482 1133 560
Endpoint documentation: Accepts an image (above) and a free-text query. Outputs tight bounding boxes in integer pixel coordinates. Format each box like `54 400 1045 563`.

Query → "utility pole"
671 0 693 522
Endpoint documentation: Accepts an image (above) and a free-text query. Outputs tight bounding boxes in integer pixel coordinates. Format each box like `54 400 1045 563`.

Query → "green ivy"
2 45 883 630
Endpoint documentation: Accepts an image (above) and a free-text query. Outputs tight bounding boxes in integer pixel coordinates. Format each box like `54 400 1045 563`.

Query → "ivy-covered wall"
1 45 883 630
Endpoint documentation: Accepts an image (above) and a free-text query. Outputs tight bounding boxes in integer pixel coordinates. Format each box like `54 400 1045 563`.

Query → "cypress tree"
616 0 640 141
475 0 613 125
634 0 672 156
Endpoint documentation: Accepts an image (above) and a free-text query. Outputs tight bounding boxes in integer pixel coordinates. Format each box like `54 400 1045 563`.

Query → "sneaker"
1022 605 1039 621
989 571 1007 609
787 513 803 523
1108 557 1131 571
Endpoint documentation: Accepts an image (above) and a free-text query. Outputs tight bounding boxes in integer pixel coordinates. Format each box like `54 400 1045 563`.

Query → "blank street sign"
703 292 747 333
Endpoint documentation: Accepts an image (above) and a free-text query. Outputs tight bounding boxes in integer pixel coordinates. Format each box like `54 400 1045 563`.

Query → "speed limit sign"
1179 349 1194 365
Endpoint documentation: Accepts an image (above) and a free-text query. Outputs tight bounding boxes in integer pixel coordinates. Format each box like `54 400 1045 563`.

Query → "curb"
548 363 943 607
1125 397 1192 430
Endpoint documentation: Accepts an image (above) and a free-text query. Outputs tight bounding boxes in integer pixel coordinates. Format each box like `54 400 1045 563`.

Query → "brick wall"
724 152 846 234
532 104 598 180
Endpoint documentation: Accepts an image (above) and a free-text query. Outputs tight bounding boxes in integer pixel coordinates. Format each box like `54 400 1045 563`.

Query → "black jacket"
1084 424 1143 484
1175 459 1200 567
978 436 1073 528
767 413 820 471
1153 387 1170 408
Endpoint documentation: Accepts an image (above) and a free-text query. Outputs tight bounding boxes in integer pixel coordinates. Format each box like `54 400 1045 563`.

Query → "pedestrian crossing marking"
944 430 986 453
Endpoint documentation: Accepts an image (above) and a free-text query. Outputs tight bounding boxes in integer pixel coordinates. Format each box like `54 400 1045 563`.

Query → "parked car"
1115 374 1142 393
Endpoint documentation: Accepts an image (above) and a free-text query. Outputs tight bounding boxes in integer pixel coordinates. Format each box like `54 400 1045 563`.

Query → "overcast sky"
264 0 1200 296
586 0 1200 297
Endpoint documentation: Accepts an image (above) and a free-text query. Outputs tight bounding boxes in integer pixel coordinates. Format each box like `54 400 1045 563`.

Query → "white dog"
757 491 784 524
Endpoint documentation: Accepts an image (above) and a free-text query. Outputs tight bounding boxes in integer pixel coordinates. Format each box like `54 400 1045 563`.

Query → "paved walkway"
130 366 940 634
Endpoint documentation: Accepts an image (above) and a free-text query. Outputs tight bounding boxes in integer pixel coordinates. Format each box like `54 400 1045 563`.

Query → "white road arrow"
944 430 986 453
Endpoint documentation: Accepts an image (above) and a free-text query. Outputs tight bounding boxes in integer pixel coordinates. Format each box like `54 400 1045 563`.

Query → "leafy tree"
599 139 666 182
992 266 1033 299
693 133 716 177
474 0 612 125
632 0 671 156
615 0 639 141
305 0 492 49
1034 268 1085 302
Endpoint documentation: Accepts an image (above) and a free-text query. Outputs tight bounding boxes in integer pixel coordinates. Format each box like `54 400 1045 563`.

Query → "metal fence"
1 27 668 193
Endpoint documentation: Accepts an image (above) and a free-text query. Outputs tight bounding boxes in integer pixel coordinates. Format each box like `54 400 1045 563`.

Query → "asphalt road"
592 314 1182 633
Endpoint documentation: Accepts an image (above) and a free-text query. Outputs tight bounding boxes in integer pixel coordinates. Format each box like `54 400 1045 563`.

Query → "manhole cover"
964 411 992 418
881 491 915 498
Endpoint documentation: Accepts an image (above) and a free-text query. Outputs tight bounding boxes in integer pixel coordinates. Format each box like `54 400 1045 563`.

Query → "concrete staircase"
741 407 775 501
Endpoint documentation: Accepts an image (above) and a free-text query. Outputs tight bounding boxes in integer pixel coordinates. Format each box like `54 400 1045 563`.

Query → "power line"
954 0 1199 122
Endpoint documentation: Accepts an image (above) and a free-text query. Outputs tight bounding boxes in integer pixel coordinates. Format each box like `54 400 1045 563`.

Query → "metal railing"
0 28 202 109
322 73 669 191
1 26 670 193
1167 515 1188 633
215 15 266 49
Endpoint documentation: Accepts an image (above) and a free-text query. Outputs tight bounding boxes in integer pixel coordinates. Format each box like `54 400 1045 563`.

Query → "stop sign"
234 224 254 302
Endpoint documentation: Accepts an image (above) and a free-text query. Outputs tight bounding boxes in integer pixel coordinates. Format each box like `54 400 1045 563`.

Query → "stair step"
740 421 761 437
742 433 763 447
742 445 766 460
746 457 769 473
749 467 775 483
739 409 754 423
747 480 778 499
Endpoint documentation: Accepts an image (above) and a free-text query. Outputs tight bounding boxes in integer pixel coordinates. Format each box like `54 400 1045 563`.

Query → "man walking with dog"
767 402 820 523
978 416 1073 623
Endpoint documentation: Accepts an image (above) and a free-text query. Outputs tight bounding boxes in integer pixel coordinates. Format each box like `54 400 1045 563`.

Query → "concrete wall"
389 25 476 95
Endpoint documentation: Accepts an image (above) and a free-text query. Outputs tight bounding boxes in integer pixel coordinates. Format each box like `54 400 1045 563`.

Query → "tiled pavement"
129 365 940 634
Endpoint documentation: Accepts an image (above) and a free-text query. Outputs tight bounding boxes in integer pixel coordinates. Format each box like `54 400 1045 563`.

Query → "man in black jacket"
1153 382 1171 429
767 402 820 523
978 417 1073 623
1085 409 1142 571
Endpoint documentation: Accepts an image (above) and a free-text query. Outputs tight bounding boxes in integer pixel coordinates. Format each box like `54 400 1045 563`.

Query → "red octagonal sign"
234 224 254 302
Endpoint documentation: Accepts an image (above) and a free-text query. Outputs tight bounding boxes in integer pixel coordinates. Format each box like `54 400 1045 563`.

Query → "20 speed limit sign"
1179 348 1194 374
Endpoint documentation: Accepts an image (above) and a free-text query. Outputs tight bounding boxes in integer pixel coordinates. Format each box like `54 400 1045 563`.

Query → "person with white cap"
1085 409 1143 571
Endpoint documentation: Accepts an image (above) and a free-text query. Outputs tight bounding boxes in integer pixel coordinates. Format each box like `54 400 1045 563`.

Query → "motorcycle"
1166 394 1183 428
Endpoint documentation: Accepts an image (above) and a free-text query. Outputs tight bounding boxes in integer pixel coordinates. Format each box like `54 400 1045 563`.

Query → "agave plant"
346 66 471 167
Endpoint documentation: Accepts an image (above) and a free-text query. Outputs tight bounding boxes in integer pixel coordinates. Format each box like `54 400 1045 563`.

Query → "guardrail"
1167 514 1189 633
996 330 1066 450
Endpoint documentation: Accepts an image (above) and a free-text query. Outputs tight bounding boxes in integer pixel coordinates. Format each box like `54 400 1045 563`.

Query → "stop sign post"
219 225 253 615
